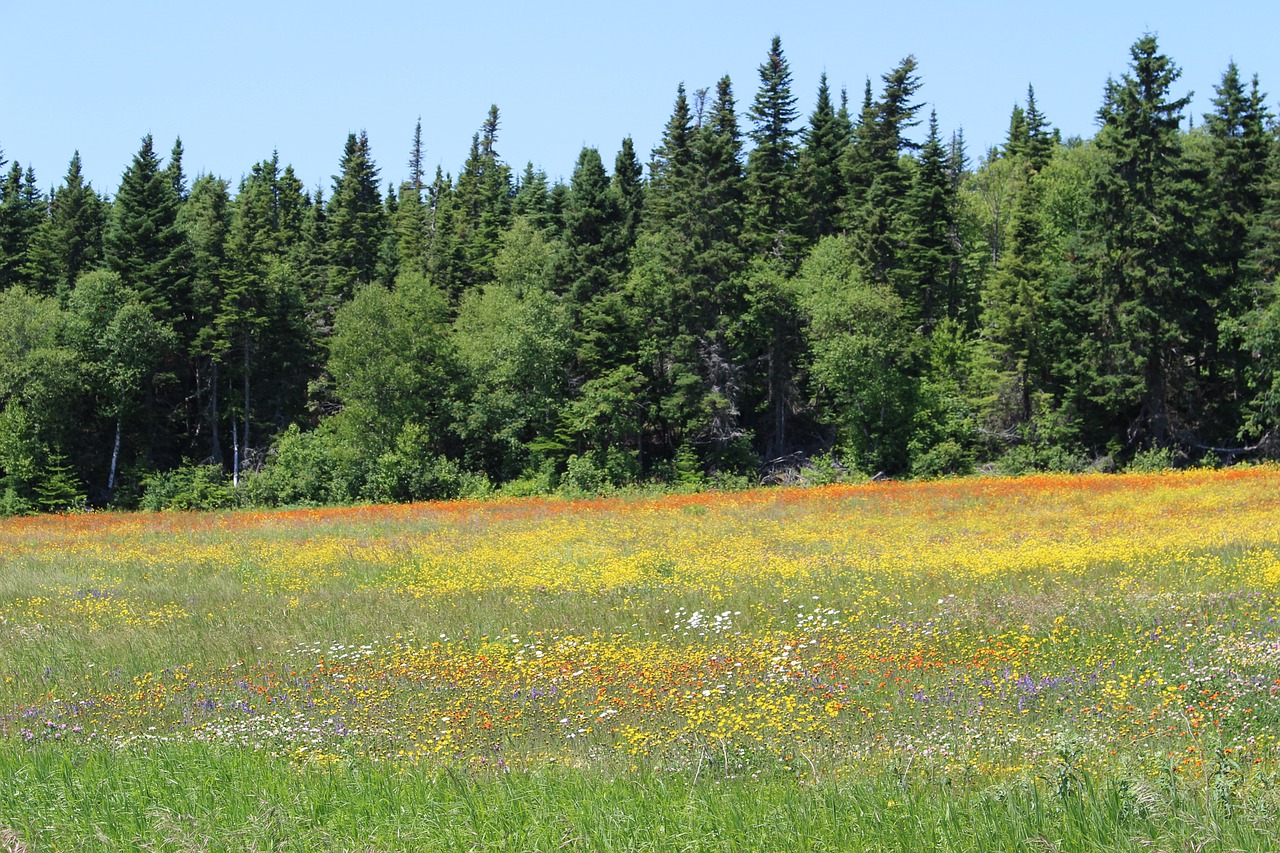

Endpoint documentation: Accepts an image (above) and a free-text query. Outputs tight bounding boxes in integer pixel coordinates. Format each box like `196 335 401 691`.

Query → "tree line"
2 34 1279 512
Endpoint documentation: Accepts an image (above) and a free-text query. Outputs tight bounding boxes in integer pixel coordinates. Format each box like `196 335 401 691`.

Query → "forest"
1 34 1279 512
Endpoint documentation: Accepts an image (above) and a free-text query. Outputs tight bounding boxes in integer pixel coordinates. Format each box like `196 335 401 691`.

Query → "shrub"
140 465 238 511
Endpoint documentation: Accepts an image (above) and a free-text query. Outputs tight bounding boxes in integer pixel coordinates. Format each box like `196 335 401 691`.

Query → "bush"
910 439 974 479
140 465 239 511
1126 446 1178 473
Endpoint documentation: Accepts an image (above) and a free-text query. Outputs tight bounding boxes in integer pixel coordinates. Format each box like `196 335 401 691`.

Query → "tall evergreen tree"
325 130 384 303
796 73 849 246
104 135 190 321
611 137 645 251
22 153 106 297
850 56 924 289
448 105 513 298
744 36 800 259
902 111 960 328
182 174 233 466
1075 35 1204 451
1199 64 1274 438
561 146 624 307
0 162 45 290
394 120 429 277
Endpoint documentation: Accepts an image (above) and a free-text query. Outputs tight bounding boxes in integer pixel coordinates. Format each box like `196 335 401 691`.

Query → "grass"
1 468 1279 849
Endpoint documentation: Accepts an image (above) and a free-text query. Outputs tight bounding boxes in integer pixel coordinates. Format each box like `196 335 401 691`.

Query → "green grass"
2 745 1278 851
2 472 1280 849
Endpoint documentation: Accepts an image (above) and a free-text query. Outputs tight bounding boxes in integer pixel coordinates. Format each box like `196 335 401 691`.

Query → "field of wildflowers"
2 468 1280 850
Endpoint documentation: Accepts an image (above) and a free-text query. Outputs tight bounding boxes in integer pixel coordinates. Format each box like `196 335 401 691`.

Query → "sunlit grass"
2 468 1279 848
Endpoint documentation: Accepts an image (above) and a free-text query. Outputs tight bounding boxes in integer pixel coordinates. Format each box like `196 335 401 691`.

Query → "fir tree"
104 135 190 323
796 73 849 246
325 131 384 303
745 36 800 259
0 162 45 290
1076 35 1204 451
23 153 106 297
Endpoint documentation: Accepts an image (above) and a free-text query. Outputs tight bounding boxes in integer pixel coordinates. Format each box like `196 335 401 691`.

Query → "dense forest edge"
3 33 1280 513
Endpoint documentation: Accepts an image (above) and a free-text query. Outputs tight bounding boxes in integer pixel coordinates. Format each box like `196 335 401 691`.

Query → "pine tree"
182 174 233 466
1023 86 1056 172
0 162 45 290
644 84 694 232
105 135 190 323
513 163 554 231
561 146 623 307
325 131 384 303
611 137 644 251
850 56 924 289
744 36 800 259
394 120 429 278
449 106 513 298
902 111 959 328
796 73 849 246
1200 64 1274 438
22 153 106 297
1076 35 1204 451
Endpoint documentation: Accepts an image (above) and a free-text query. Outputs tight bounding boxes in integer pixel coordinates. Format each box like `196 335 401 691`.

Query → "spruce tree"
23 153 106 297
744 36 800 259
449 106 513 298
1200 64 1274 438
611 137 645 251
0 162 45 290
561 146 623 307
182 174 233 466
1076 35 1204 451
105 136 191 327
325 131 384 303
796 73 849 246
850 57 924 289
902 111 959 328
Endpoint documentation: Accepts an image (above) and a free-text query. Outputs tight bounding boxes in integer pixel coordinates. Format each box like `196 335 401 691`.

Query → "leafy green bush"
140 465 239 511
1126 446 1178 473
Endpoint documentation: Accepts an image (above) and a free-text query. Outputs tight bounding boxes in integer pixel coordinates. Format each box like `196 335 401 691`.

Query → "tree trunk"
242 335 251 480
107 417 121 498
209 358 222 466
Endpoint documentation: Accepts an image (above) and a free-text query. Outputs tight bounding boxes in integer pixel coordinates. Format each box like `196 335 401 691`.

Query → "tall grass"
1 469 1279 848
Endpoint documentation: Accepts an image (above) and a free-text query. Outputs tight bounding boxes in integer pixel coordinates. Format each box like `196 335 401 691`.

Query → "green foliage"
797 236 916 473
140 464 239 511
365 423 488 504
5 35 1280 510
104 135 189 319
325 131 385 302
559 450 627 495
1125 446 1178 473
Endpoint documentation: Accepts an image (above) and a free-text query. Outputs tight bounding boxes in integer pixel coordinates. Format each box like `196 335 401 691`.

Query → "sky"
3 1 1278 198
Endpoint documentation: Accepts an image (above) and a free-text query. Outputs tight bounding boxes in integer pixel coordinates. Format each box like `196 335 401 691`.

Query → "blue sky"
3 1 1277 198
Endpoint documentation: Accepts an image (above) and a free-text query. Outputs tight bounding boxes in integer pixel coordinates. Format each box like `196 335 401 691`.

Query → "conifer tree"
902 111 959 328
448 106 513 299
561 146 623 308
0 162 45 290
105 135 191 326
394 120 430 277
849 57 924 289
745 36 800 259
23 153 106 297
182 174 233 465
1199 64 1274 437
325 131 384 303
512 163 554 231
611 137 645 251
1075 35 1204 451
797 73 849 246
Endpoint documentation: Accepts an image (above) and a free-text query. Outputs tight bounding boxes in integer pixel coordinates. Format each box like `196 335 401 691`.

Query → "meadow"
2 468 1280 850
